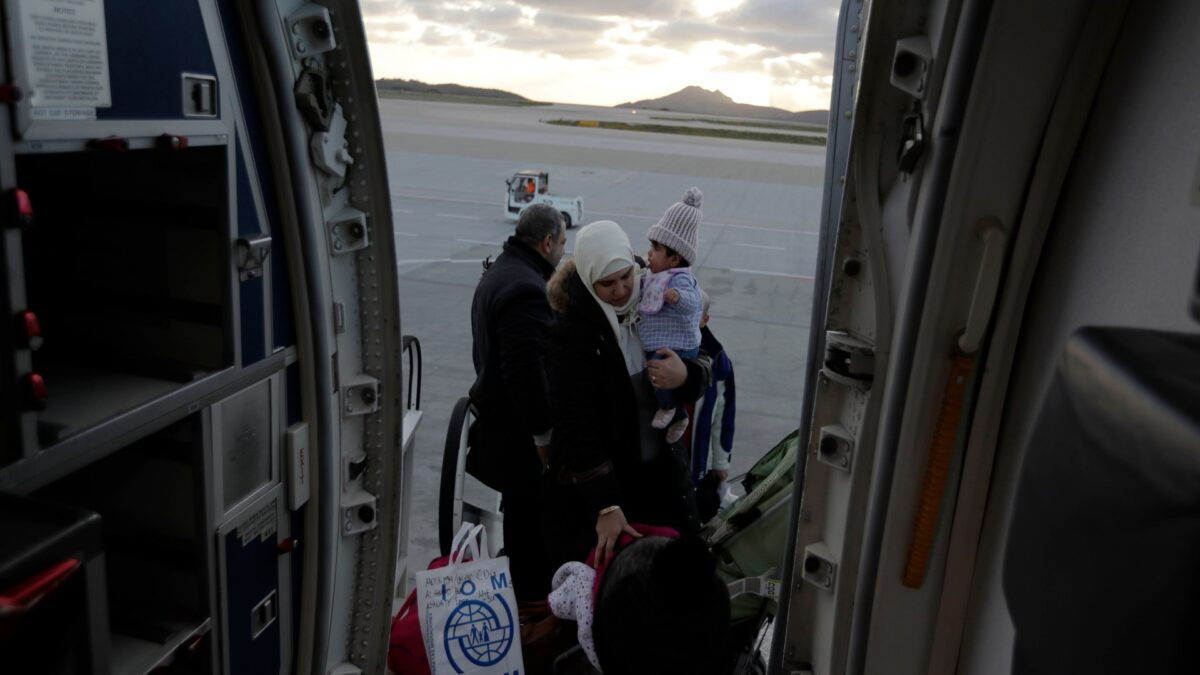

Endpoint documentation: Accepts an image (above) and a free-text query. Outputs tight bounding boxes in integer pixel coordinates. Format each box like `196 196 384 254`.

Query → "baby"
639 187 704 444
549 526 732 675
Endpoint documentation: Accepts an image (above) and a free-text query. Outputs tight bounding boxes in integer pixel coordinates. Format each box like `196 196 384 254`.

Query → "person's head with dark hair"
593 535 730 675
515 203 566 266
647 240 690 270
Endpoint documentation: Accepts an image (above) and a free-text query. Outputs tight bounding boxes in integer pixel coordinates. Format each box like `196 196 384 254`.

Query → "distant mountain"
376 78 532 102
618 86 827 126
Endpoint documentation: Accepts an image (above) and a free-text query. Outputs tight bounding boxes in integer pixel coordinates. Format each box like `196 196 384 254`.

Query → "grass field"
648 115 827 133
377 90 548 107
544 118 827 146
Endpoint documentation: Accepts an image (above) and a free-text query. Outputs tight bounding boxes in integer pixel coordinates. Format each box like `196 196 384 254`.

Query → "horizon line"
374 77 827 115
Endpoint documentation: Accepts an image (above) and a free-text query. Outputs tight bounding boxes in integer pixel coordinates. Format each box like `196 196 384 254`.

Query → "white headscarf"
572 221 645 373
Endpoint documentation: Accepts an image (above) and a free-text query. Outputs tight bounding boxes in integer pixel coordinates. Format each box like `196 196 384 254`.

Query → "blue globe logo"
443 596 515 672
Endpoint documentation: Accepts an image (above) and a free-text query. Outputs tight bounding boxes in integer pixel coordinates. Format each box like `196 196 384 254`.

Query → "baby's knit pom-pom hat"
647 187 703 265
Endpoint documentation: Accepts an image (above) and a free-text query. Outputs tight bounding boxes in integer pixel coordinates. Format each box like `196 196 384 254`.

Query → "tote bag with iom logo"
417 523 524 674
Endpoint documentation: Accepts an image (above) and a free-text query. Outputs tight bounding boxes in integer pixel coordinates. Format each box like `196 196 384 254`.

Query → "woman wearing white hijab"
545 221 710 568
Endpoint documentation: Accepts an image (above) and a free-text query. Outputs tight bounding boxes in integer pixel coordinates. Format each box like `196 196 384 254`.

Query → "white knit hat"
647 187 702 264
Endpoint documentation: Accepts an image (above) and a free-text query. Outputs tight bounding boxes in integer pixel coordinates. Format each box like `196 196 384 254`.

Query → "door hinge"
235 235 272 281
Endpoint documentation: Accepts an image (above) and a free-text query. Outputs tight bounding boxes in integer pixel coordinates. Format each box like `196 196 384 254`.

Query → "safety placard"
237 501 278 547
13 0 112 115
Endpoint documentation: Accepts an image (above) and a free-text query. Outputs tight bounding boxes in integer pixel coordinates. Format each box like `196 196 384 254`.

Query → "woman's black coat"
545 269 708 566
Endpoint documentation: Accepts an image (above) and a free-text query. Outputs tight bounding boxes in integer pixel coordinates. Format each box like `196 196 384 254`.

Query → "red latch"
5 188 33 229
24 372 47 411
16 310 42 350
0 83 24 104
157 134 189 150
87 136 129 152
276 537 300 554
0 558 80 616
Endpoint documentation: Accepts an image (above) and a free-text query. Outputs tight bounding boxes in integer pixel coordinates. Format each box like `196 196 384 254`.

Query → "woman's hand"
647 348 688 390
595 507 642 567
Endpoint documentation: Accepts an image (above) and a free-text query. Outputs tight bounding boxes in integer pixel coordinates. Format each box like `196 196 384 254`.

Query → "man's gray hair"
515 204 563 247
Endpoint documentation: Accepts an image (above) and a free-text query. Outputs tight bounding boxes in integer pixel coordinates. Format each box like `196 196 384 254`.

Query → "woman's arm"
548 322 642 565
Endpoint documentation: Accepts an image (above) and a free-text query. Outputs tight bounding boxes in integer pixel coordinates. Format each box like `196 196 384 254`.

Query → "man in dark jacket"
469 203 565 600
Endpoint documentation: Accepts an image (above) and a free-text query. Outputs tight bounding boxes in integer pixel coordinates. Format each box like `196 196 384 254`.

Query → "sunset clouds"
362 0 839 111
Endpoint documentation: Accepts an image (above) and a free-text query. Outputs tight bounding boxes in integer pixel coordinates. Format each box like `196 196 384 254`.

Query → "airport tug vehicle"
504 169 583 228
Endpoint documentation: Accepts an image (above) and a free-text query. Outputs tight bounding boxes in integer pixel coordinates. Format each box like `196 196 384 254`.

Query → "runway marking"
583 208 817 235
727 224 819 236
726 267 815 280
437 213 481 220
393 208 413 214
397 258 481 265
456 238 502 246
392 191 490 207
395 231 419 237
734 243 788 251
390 190 819 236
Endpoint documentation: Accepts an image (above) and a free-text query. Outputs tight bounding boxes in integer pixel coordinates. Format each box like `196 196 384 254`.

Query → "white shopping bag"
417 523 524 674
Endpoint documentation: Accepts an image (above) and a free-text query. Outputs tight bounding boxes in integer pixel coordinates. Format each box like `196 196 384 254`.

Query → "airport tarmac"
384 97 824 575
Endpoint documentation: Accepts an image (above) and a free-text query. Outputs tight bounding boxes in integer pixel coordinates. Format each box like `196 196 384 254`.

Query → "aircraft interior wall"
957 1 1200 671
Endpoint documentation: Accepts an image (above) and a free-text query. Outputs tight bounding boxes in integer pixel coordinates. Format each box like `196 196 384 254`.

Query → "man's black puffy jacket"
468 236 555 492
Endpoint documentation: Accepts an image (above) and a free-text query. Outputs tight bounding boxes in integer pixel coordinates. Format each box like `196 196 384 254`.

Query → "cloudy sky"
361 0 840 112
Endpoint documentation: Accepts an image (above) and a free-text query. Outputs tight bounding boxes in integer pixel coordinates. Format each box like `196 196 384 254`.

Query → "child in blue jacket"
692 291 736 520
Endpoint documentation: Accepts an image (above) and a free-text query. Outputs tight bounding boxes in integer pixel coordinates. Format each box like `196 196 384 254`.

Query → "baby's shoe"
652 407 676 429
665 417 689 444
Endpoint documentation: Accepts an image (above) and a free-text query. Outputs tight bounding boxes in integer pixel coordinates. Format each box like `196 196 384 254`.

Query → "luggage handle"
448 522 474 562
449 523 489 563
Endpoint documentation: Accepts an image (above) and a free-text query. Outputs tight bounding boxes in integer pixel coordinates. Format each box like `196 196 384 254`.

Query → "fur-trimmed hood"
547 259 577 313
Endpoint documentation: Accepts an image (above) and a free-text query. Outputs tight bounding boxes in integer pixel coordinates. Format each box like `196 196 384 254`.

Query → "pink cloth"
549 562 598 668
638 269 684 315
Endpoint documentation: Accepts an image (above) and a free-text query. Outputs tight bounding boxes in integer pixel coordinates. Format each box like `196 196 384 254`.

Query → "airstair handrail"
401 335 422 410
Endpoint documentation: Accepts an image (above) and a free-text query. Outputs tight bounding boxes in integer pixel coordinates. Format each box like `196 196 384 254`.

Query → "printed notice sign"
237 502 278 547
16 0 112 110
